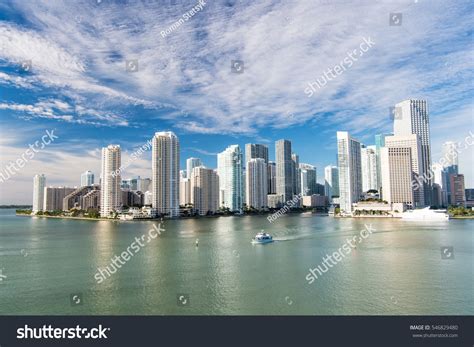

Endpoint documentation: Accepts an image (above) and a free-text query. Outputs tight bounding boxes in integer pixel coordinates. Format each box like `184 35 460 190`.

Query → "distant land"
0 205 32 209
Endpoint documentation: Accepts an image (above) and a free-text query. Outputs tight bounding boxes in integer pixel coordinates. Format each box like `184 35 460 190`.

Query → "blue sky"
0 0 473 204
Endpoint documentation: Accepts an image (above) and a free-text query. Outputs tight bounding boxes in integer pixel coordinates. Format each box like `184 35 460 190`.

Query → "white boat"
401 207 449 221
252 231 274 244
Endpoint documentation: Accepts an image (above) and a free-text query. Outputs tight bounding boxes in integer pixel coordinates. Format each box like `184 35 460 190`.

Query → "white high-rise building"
186 158 202 179
179 177 191 206
324 165 339 200
190 166 219 215
442 141 459 172
276 139 293 202
300 163 317 196
100 145 122 217
246 158 268 209
385 134 425 207
32 174 46 213
80 170 94 187
337 131 362 214
380 147 414 208
144 191 153 206
152 131 180 217
361 145 378 192
217 145 243 212
394 99 432 205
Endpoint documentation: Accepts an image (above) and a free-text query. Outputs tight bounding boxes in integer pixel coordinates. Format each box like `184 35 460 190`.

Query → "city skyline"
0 0 473 204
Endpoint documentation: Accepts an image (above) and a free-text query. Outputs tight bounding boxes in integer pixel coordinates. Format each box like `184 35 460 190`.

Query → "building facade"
190 167 219 215
337 132 362 213
80 170 94 187
100 145 122 217
246 158 268 209
217 145 243 212
380 147 414 208
32 174 46 213
152 132 180 217
275 139 293 203
394 99 432 205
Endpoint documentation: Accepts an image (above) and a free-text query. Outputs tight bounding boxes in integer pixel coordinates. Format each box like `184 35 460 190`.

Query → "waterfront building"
361 145 378 192
246 158 268 210
217 145 243 212
442 141 459 174
380 147 414 208
179 177 191 206
82 189 100 210
186 158 202 179
449 174 466 206
80 171 94 187
302 194 328 208
63 185 100 211
300 163 317 196
394 99 432 205
375 133 392 191
190 166 219 215
324 165 339 201
32 174 46 213
100 145 122 217
337 131 362 214
267 194 283 208
267 161 277 194
385 134 425 207
43 186 75 211
152 132 180 217
275 139 293 203
292 153 301 199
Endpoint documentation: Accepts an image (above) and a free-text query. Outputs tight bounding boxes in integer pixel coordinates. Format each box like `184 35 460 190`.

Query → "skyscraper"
432 163 448 206
152 132 180 217
80 170 94 187
375 133 391 192
361 145 378 192
190 166 219 215
43 186 75 211
186 157 202 179
32 174 46 213
385 134 425 207
100 145 122 217
246 158 268 209
267 161 277 194
276 139 293 202
394 99 432 205
337 131 362 214
299 163 317 196
245 144 269 164
324 165 339 200
217 145 243 212
380 147 414 207
442 141 459 173
292 153 301 198
449 174 466 206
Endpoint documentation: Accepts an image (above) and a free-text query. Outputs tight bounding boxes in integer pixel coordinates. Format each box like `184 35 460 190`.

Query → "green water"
0 209 472 315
